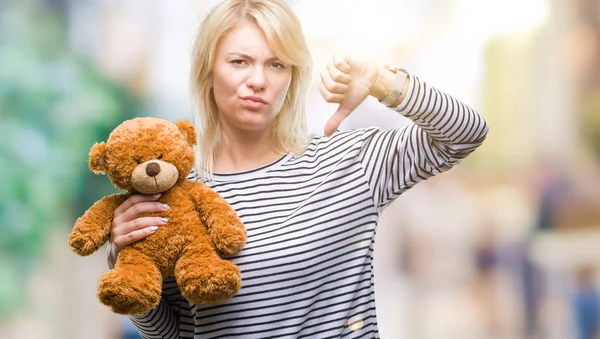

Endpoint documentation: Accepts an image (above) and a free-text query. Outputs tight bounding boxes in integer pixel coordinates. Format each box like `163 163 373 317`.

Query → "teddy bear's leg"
97 247 162 315
175 239 242 305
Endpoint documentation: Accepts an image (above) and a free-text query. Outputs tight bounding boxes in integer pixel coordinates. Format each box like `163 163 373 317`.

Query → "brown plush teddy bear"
68 117 246 315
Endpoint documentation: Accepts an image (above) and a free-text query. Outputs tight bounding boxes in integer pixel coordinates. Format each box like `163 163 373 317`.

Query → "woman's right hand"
111 193 169 252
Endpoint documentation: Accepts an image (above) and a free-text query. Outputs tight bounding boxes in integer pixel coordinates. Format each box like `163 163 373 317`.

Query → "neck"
214 124 283 174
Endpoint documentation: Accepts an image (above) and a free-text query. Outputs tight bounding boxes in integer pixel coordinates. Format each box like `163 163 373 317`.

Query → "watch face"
383 93 396 106
384 89 402 107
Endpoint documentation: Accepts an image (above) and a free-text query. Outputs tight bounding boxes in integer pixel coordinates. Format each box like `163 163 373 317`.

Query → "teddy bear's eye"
133 157 142 164
157 154 163 160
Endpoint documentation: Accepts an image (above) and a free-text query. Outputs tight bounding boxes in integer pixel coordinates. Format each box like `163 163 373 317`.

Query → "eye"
271 62 286 69
157 154 163 160
133 157 142 164
231 59 247 66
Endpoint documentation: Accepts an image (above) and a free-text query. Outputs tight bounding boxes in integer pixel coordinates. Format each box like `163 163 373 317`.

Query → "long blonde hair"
189 0 313 180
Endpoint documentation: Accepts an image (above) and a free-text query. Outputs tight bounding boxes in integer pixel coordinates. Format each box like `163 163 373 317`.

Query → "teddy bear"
68 117 246 315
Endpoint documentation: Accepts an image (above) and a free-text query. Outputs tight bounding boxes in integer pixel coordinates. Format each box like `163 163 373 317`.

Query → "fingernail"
149 226 158 231
161 218 168 224
162 204 169 210
152 193 161 199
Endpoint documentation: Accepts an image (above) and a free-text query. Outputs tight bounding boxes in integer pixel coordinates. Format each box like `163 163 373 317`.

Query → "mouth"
241 96 268 104
241 96 268 110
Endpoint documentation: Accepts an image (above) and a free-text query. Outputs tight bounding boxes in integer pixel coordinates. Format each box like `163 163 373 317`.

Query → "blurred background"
1 0 599 338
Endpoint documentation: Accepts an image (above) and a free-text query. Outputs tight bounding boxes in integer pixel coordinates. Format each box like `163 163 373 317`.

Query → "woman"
108 0 488 337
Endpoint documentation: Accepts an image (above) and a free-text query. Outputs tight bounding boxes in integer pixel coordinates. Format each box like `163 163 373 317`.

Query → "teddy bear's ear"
88 142 108 174
175 120 197 146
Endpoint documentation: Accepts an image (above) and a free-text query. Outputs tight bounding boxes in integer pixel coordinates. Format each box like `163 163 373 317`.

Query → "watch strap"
379 65 409 107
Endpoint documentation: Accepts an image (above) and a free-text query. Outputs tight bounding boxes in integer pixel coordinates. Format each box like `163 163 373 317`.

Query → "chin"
236 111 276 130
238 122 272 132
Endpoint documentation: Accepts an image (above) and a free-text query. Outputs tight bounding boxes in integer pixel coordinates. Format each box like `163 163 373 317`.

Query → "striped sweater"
122 72 488 338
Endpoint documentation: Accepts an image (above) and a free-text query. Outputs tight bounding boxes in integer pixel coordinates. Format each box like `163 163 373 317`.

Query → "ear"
88 142 108 174
175 120 197 146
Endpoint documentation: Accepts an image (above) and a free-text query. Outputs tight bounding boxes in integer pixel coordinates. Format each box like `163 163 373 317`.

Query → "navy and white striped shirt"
126 73 488 338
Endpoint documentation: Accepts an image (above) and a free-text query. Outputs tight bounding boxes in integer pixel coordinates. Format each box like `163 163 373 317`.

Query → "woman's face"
212 20 292 134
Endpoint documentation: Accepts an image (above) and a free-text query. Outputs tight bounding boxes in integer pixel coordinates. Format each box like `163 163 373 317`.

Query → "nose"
246 66 266 91
146 162 161 177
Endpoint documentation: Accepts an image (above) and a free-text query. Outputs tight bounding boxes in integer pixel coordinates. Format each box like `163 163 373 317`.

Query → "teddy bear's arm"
68 193 128 256
188 182 247 256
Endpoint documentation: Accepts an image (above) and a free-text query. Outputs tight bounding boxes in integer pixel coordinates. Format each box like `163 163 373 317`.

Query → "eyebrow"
228 52 281 62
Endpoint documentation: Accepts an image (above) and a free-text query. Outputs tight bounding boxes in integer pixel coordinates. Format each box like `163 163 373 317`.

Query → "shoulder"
281 127 382 167
302 127 381 155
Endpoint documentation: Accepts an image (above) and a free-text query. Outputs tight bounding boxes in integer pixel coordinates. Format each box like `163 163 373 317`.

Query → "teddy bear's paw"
68 233 101 256
97 270 161 315
178 260 242 305
213 226 247 255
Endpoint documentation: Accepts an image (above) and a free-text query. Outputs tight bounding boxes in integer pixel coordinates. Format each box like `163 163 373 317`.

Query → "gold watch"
379 65 409 107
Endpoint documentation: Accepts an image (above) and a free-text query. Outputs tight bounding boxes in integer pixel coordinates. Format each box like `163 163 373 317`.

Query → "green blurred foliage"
0 3 140 317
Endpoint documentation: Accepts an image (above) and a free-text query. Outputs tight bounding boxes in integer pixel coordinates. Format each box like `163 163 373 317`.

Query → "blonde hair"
190 0 313 180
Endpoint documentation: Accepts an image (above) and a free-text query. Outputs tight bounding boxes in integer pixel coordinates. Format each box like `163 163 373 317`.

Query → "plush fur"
68 117 246 315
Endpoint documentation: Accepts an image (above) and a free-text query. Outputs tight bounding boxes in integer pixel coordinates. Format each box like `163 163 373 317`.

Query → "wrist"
370 66 396 101
376 66 410 107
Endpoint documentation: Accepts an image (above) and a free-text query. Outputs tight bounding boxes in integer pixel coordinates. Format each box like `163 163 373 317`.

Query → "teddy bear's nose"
146 162 161 177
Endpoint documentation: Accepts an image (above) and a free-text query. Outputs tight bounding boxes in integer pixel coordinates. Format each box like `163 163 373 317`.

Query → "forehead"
217 20 274 56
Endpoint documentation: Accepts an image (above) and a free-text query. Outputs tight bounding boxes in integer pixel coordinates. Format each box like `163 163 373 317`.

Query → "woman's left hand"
320 54 379 136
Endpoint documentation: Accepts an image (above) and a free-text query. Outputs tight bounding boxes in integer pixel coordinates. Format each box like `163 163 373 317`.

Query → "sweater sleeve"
359 71 488 210
128 277 182 339
106 243 181 338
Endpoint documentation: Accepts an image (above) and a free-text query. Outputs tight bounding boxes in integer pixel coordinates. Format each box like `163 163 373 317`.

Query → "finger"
114 201 169 227
332 54 351 74
112 216 167 238
114 193 161 216
324 105 353 137
320 69 349 94
319 82 344 103
113 226 159 249
327 59 352 84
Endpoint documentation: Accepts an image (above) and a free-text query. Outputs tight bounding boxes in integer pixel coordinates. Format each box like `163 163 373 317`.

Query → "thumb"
324 105 353 137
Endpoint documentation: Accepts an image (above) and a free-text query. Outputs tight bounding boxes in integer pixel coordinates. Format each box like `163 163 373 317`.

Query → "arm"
101 194 182 338
186 181 246 255
129 277 184 339
360 69 489 209
373 67 488 147
69 194 127 256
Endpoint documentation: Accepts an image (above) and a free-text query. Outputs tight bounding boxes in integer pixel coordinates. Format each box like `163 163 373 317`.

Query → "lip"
241 96 268 104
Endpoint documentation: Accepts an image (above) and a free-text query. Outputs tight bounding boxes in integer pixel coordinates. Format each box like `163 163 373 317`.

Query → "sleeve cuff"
391 71 416 115
106 241 118 269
